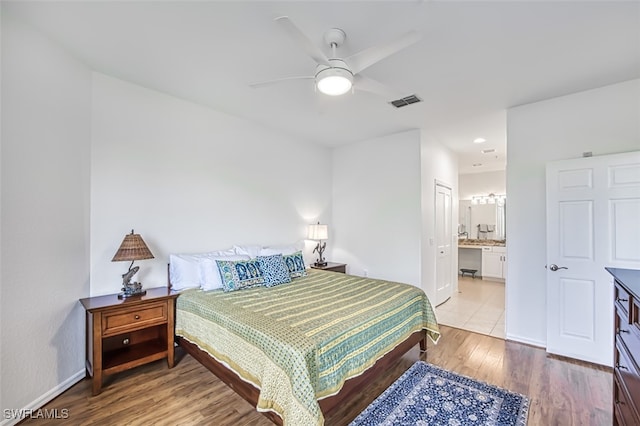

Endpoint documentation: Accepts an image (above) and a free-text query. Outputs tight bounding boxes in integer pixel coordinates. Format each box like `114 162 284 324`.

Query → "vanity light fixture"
471 193 506 206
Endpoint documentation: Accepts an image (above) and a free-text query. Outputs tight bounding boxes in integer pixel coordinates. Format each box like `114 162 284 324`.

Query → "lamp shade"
307 223 328 240
112 230 154 262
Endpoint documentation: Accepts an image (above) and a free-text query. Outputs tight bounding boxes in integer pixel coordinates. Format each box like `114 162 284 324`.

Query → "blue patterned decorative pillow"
283 251 307 278
216 258 264 292
257 254 291 287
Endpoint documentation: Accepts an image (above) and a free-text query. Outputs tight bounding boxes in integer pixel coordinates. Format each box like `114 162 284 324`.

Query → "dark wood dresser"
606 267 640 425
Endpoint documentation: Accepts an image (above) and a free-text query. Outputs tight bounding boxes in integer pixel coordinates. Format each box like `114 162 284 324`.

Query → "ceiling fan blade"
353 74 402 101
249 75 314 88
275 16 331 67
346 30 421 74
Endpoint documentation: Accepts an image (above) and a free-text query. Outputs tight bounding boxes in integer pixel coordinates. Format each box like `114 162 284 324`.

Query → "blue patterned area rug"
349 361 529 426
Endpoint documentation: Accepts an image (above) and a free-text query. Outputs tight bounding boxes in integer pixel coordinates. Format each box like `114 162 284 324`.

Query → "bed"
174 268 440 425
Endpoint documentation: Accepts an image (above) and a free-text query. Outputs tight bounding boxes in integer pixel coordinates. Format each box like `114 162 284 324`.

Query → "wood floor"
24 326 612 425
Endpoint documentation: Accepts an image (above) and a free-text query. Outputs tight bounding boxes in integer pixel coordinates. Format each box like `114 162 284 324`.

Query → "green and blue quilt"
175 269 440 425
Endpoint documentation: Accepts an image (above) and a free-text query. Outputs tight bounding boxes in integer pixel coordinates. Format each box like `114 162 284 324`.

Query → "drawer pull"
122 338 130 345
617 364 628 371
134 315 141 320
617 297 629 303
619 329 630 334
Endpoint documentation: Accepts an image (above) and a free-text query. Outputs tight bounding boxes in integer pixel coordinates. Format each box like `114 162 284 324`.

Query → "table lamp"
112 229 154 298
308 222 328 267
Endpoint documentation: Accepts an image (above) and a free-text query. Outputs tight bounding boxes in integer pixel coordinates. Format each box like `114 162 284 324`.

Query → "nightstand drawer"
103 302 167 336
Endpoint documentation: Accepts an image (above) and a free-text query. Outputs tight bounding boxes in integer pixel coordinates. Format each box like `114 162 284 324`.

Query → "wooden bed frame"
176 329 427 425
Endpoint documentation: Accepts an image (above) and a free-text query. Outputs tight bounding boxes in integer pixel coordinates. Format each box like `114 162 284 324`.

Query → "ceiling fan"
250 16 421 100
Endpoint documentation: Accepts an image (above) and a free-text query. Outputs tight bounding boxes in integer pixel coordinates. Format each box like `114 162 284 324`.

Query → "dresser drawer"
617 307 640 371
616 339 640 415
102 302 168 336
632 297 640 334
615 282 631 317
614 374 640 426
616 339 640 383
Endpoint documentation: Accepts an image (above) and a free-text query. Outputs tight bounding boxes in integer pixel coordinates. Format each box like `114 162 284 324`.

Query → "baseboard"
505 332 546 349
0 369 85 426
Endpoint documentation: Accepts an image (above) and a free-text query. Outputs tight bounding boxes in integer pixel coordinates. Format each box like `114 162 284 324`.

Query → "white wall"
332 130 422 286
90 74 332 295
459 170 506 200
420 131 459 301
506 79 640 346
1 11 91 423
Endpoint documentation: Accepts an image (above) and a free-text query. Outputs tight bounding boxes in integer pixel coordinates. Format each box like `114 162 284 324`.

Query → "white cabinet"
481 246 506 280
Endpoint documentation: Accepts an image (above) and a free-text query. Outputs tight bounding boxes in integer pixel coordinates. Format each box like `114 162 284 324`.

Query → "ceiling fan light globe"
315 66 353 96
317 75 352 96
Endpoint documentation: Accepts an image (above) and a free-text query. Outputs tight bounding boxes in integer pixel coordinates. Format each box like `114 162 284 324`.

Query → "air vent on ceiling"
481 149 496 154
390 94 422 108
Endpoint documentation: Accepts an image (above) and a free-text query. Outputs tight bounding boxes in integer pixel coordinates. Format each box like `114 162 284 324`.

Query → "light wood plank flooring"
23 326 611 425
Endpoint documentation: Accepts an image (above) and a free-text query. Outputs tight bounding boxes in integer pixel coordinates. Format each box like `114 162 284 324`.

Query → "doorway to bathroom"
436 170 506 339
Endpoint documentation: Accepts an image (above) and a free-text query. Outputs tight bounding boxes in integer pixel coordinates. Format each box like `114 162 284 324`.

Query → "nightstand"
79 287 179 395
310 262 347 273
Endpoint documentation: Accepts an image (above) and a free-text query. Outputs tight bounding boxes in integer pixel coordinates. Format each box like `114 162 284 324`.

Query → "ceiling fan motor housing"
315 59 353 79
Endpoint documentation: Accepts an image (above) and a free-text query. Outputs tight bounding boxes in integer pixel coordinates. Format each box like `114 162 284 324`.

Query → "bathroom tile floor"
435 276 505 339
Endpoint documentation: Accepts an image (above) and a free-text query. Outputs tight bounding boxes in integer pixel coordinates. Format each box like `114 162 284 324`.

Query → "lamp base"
118 281 146 299
118 289 146 299
314 261 328 267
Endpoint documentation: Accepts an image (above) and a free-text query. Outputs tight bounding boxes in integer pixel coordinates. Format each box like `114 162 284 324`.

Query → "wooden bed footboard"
176 329 427 425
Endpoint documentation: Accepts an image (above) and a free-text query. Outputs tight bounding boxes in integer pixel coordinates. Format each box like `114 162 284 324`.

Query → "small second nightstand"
79 287 178 395
310 262 347 273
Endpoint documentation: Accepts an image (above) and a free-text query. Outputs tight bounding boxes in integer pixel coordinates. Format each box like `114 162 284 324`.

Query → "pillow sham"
257 254 292 287
169 254 204 291
233 244 262 258
216 258 265 292
168 248 238 291
201 254 250 291
283 251 307 278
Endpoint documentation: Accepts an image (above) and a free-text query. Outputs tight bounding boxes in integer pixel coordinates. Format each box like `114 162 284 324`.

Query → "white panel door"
435 183 453 306
546 151 640 366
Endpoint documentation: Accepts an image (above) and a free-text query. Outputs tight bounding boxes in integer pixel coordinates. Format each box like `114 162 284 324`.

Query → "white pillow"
169 253 206 291
169 248 237 291
233 244 262 258
260 241 304 256
201 254 250 291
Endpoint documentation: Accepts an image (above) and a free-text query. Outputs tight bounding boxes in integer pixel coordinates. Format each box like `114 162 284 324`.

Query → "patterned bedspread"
175 269 440 425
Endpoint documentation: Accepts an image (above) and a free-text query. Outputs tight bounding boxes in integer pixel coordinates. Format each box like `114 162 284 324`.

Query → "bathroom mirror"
459 200 506 240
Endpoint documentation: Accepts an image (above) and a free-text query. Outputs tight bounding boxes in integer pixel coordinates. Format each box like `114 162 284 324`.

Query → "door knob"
548 264 568 272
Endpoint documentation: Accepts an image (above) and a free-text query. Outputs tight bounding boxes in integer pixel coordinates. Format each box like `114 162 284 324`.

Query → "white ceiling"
5 1 639 174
